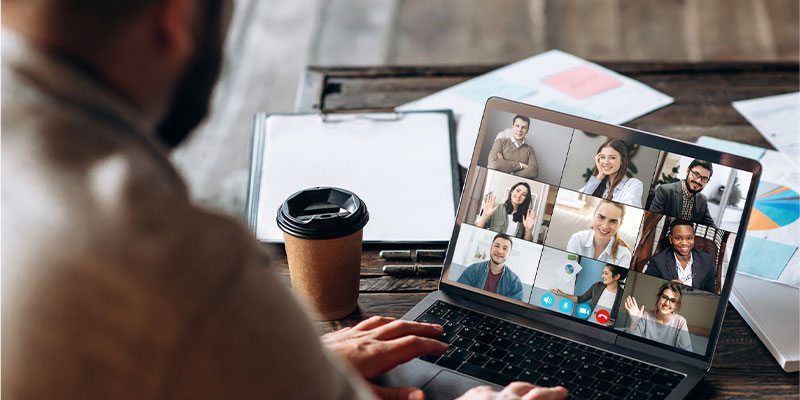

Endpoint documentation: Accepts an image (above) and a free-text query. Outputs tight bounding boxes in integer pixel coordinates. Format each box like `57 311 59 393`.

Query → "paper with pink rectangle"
542 65 623 99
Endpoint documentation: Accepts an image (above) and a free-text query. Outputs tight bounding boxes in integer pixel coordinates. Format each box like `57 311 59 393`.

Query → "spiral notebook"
245 110 460 243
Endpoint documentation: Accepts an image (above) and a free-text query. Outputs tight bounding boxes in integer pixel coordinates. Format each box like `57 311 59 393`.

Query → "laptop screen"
441 97 759 358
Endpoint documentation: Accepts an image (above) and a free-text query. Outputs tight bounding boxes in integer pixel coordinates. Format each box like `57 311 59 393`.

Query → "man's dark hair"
39 0 220 58
512 115 530 126
668 219 695 235
688 159 713 177
40 1 157 52
492 233 513 248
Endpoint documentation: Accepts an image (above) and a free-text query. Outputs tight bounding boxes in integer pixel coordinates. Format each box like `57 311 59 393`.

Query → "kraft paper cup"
277 187 369 320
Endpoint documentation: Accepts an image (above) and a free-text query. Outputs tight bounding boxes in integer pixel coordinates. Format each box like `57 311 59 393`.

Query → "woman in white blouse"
579 139 643 207
566 200 632 266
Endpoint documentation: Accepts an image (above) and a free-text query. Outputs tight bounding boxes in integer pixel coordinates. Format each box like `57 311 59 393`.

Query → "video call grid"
473 109 747 237
442 110 747 354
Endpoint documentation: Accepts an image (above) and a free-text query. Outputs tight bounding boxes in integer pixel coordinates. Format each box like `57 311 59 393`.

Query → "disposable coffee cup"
277 187 369 320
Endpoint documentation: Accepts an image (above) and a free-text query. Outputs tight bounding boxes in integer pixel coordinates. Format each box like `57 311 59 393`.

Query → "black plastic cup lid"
277 187 369 240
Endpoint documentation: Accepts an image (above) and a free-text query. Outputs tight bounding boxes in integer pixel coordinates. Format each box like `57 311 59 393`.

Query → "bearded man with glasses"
649 159 716 227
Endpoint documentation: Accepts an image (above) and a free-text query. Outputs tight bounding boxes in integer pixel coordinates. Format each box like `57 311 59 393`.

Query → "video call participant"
476 182 537 241
552 264 628 324
645 220 717 293
488 115 539 179
625 283 693 352
579 139 643 207
457 233 524 301
566 200 632 266
649 159 716 226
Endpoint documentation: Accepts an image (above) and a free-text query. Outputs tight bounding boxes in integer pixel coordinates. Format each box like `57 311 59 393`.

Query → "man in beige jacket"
1 1 566 399
488 115 540 179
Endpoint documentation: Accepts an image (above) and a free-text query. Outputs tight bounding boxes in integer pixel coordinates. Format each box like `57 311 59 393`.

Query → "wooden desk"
287 62 799 398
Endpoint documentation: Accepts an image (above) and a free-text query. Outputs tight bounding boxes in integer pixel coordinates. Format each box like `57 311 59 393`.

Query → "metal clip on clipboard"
320 112 404 123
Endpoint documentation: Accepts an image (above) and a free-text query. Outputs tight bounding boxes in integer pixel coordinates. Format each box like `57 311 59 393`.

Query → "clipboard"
245 110 460 243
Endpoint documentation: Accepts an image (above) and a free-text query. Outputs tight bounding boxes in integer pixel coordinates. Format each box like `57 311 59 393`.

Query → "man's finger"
370 383 425 400
367 336 449 376
521 386 568 400
499 382 536 397
455 385 494 399
353 316 397 331
372 319 444 340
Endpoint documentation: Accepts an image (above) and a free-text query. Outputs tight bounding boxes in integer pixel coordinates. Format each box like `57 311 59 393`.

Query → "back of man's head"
4 0 156 54
3 0 232 148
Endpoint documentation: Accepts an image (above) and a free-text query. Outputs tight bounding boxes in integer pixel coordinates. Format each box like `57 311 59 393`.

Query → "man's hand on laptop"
456 382 567 400
321 316 448 400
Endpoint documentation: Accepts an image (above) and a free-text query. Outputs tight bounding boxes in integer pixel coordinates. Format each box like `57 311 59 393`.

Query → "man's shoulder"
4 100 264 305
503 265 521 280
657 181 681 192
692 248 714 263
466 260 488 269
520 140 534 149
652 247 673 261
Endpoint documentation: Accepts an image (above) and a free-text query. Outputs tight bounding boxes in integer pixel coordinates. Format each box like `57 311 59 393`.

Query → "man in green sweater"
488 115 539 179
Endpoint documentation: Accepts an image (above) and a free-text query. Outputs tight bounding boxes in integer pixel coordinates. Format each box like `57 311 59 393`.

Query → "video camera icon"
577 304 592 319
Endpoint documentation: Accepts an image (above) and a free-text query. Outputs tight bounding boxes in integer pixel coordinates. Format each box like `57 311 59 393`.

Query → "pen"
382 264 443 276
379 249 446 261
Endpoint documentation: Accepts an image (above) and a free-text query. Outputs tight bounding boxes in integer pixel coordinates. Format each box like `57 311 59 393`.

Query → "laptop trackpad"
422 370 497 400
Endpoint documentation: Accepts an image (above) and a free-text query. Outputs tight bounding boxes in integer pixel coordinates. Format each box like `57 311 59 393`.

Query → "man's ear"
156 0 195 61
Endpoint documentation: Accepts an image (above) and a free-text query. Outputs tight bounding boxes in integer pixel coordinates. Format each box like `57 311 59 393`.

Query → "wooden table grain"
289 63 799 399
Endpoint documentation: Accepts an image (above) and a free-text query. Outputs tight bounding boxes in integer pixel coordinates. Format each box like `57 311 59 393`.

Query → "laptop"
375 97 761 399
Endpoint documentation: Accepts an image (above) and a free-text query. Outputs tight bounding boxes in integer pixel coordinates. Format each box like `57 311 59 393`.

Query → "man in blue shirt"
457 233 524 301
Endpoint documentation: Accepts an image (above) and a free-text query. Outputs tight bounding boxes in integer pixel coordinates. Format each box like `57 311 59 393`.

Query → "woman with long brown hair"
476 182 537 241
579 139 643 207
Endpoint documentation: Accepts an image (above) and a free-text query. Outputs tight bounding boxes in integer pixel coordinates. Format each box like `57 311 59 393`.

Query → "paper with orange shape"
697 136 800 288
748 207 781 231
542 65 623 100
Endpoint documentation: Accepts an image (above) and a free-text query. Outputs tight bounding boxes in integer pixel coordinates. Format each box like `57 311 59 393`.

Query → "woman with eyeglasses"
624 282 692 351
579 139 643 207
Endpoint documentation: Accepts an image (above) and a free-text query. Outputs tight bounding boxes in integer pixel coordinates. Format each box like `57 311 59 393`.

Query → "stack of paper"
698 91 800 372
398 49 674 168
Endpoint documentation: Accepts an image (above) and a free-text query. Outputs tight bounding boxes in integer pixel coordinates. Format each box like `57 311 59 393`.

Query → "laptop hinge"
616 336 711 371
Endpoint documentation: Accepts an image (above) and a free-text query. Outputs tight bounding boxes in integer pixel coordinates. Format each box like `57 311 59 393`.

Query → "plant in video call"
655 166 680 186
710 175 744 206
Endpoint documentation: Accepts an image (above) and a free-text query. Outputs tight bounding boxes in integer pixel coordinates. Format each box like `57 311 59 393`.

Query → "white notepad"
245 111 459 242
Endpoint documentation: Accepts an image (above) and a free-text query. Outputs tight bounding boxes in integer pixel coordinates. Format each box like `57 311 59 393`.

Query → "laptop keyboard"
415 301 685 400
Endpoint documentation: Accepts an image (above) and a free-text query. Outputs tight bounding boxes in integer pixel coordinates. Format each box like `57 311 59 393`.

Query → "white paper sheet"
697 136 800 288
397 50 674 167
733 92 800 166
256 113 456 242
